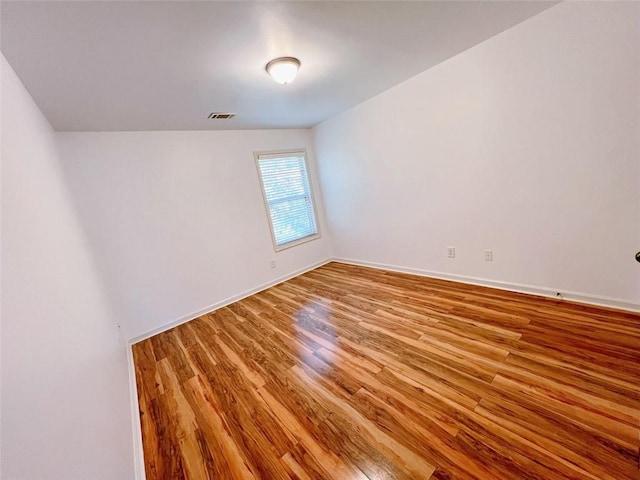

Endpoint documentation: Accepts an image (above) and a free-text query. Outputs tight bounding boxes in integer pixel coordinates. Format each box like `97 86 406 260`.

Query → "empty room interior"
2 1 640 479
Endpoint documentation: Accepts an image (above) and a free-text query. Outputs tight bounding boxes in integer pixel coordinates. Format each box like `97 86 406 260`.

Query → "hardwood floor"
132 262 640 479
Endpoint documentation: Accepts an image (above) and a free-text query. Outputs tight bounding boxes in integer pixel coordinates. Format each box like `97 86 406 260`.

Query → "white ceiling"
1 1 556 131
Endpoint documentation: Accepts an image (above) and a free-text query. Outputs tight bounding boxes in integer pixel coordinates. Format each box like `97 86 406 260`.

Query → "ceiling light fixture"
265 57 301 85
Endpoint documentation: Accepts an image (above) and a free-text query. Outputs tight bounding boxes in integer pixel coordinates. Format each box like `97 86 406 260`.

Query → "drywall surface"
1 54 135 479
57 129 332 340
313 2 640 306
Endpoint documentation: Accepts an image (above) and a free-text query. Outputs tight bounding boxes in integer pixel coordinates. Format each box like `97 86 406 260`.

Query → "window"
255 150 320 250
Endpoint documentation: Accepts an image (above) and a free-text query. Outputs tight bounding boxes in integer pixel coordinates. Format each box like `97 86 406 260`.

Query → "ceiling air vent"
208 112 236 119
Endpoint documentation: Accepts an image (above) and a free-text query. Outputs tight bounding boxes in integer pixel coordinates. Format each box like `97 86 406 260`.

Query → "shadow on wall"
1 54 135 479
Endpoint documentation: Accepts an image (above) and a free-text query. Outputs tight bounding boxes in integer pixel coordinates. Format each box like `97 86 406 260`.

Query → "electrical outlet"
484 250 493 262
447 247 456 258
269 259 277 269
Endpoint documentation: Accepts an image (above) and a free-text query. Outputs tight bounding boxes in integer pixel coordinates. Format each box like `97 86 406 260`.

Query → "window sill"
274 233 321 252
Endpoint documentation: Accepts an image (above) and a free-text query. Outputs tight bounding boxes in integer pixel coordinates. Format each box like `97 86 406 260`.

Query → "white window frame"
254 149 321 252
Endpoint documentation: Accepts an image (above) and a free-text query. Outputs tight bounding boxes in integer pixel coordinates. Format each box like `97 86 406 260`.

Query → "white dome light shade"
266 57 301 85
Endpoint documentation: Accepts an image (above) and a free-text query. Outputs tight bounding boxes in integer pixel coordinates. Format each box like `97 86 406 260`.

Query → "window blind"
257 152 318 248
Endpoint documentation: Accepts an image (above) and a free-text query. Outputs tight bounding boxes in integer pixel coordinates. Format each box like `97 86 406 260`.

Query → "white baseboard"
333 257 640 313
129 255 639 347
126 345 146 480
129 257 332 345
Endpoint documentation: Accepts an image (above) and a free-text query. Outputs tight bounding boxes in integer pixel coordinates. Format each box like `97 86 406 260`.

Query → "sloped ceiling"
1 1 556 131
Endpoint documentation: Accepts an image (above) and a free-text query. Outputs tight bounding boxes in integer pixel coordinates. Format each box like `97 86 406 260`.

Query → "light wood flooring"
132 262 640 479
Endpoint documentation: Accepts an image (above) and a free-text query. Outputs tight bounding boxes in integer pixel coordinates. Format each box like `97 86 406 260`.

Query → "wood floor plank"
134 262 640 479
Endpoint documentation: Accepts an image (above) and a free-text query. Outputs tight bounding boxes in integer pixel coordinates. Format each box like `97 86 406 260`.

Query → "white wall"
57 130 332 340
1 55 135 479
313 1 640 307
